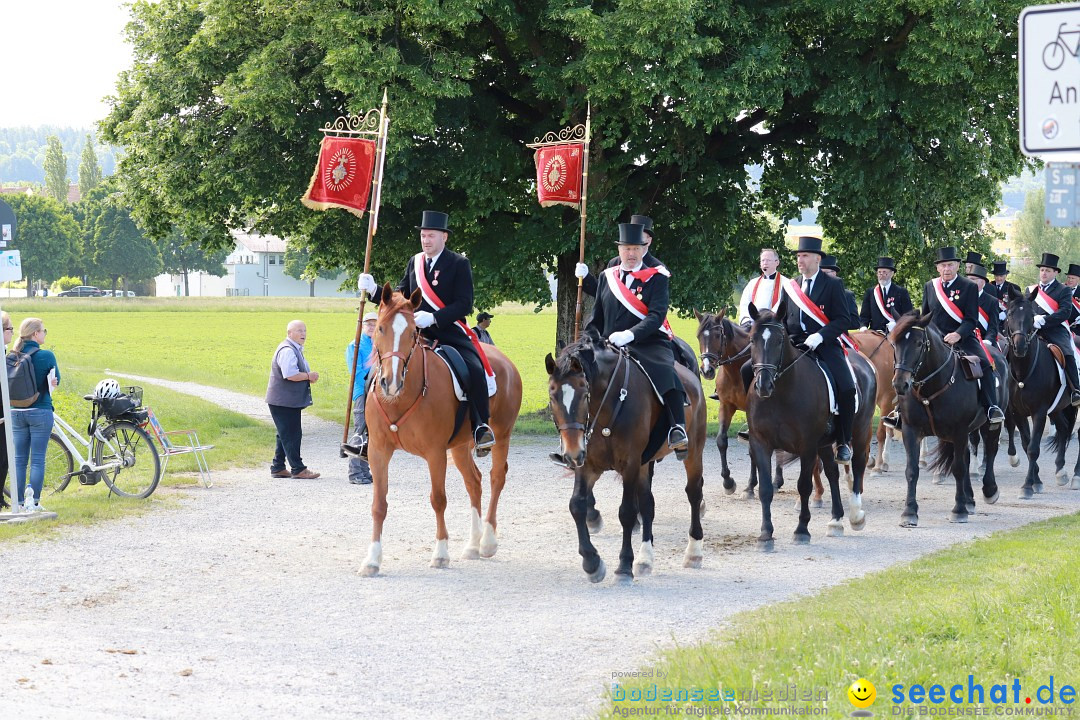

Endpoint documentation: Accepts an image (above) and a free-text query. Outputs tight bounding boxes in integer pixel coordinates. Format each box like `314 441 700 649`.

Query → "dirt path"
3 372 1079 719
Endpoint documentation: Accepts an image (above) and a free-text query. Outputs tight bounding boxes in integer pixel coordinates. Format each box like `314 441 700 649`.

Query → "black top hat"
793 236 826 256
820 255 840 272
616 223 647 246
876 256 897 271
476 312 493 323
933 246 960 265
965 251 984 266
1067 264 1080 278
416 210 451 234
991 261 1008 276
966 264 988 281
1036 253 1061 272
629 214 655 237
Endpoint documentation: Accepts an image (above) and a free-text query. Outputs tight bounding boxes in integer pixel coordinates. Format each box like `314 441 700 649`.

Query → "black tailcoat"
783 272 855 393
860 283 914 332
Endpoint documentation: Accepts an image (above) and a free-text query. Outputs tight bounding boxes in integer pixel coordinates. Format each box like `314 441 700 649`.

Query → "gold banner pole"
341 90 390 453
573 102 591 342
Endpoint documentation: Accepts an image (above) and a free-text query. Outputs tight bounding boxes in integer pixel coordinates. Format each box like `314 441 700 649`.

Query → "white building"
156 229 354 298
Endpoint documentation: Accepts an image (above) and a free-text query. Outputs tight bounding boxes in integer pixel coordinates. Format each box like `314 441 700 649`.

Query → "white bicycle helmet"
94 378 122 400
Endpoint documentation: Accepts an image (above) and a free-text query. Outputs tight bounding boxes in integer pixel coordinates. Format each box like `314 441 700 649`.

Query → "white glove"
999 311 1006 321
886 320 897 333
803 332 824 350
608 329 635 347
358 273 377 294
574 262 590 279
414 311 435 329
1033 315 1046 330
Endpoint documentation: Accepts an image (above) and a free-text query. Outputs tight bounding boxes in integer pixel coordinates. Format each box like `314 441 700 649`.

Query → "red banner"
301 136 377 217
533 143 584 208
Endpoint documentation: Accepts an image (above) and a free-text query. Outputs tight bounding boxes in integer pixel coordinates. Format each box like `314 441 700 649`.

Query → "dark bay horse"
361 287 523 576
1002 288 1077 498
746 303 875 550
889 313 1003 527
545 331 707 582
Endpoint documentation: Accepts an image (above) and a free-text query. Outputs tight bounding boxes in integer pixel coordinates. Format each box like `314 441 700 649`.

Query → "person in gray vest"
266 320 321 479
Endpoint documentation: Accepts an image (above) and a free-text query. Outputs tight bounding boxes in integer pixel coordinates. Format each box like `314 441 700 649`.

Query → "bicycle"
44 385 162 499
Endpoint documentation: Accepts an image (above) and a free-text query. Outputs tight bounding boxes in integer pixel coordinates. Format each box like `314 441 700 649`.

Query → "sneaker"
988 405 1005 426
474 424 496 458
667 424 689 461
349 475 373 485
881 411 901 430
291 468 321 479
836 443 853 465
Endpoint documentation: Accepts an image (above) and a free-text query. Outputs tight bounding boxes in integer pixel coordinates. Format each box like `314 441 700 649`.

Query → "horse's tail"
927 438 955 475
1045 406 1077 454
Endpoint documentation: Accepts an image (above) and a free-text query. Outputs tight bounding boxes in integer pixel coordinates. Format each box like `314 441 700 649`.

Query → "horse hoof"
1033 483 1044 495
868 457 876 470
461 546 481 560
932 473 945 485
360 564 380 578
1058 473 1070 487
742 488 756 501
722 477 736 494
880 462 890 473
812 498 824 509
479 522 498 557
614 567 634 583
633 562 652 577
966 502 976 515
684 538 704 568
1018 487 1034 500
826 520 844 537
757 538 775 552
1008 454 1020 467
985 489 1000 504
948 512 968 524
793 532 811 544
900 515 918 528
587 559 606 583
919 460 928 469
1071 476 1080 490
430 556 450 569
587 515 603 534
850 513 866 532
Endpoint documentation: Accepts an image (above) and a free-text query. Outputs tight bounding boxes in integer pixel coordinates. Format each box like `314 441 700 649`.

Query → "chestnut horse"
849 330 901 473
360 286 522 576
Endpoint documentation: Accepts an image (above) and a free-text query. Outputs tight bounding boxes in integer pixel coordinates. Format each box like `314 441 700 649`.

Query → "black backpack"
6 348 40 408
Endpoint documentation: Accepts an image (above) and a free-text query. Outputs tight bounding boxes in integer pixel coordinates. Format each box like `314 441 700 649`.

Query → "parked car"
57 285 106 297
113 290 137 298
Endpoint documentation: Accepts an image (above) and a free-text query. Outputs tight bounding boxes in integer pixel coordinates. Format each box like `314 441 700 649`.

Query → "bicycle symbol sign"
1021 2 1080 155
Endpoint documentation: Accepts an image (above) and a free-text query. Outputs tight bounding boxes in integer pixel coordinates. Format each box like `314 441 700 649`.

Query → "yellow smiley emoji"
848 678 877 709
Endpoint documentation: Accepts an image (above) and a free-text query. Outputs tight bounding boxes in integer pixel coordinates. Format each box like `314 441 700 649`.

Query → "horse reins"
555 345 635 447
370 331 429 447
751 322 815 384
895 326 957 437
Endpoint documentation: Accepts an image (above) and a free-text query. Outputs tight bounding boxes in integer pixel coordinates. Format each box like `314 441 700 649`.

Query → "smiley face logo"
848 678 877 711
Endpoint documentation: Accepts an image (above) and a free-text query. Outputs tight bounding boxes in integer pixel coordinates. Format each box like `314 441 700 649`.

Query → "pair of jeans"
348 399 371 481
12 407 54 505
268 404 305 474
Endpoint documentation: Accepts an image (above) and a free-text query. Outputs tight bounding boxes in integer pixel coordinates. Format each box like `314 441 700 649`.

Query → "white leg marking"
431 538 450 569
827 518 845 537
360 541 383 577
480 521 499 558
634 540 654 576
462 507 482 559
684 536 704 568
849 492 866 530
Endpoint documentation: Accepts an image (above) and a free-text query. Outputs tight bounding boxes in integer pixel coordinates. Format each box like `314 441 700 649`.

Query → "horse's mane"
554 331 602 380
382 291 416 317
890 311 922 338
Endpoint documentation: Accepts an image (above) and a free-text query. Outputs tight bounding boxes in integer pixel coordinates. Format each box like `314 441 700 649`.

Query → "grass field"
0 297 743 434
0 367 269 543
599 512 1080 718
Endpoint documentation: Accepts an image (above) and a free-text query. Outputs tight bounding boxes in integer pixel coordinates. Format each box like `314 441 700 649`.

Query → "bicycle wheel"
1044 41 1066 71
43 432 75 495
93 420 161 499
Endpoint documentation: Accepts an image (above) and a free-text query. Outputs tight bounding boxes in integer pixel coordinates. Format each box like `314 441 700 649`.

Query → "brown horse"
849 330 901 473
360 286 522 577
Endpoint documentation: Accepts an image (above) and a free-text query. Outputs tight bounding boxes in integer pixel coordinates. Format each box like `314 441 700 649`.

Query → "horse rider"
859 256 913 333
357 210 497 457
575 214 697 369
1064 263 1080 328
584 221 689 458
885 246 1004 430
820 255 860 326
1028 253 1080 407
736 248 784 328
966 263 1000 348
740 237 857 463
965 251 999 304
990 260 1021 322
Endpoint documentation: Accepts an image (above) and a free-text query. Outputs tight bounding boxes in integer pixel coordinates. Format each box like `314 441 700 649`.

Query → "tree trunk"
555 250 592 354
309 279 315 297
183 268 190 296
25 279 33 298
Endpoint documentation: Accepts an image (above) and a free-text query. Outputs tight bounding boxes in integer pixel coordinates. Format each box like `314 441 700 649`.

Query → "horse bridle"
370 328 429 439
751 321 812 384
894 325 954 391
1004 314 1042 386
555 345 632 448
700 320 751 369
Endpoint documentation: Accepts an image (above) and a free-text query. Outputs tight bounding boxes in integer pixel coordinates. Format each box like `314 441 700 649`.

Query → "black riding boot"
663 388 689 461
835 388 856 464
341 419 369 460
1065 353 1080 407
980 375 1005 425
468 367 495 458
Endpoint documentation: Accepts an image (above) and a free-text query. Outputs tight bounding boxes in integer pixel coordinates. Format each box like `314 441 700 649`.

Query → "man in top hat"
906 246 1004 426
1064 263 1080 327
357 210 497 456
740 237 857 462
860 257 914 333
819 255 860 328
584 222 688 457
965 263 1000 348
965 250 999 303
736 248 784 328
1028 253 1080 406
472 312 495 345
990 260 1021 321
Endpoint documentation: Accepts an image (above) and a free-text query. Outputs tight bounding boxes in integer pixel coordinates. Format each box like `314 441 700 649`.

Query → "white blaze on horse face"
702 357 712 374
762 328 772 344
561 383 575 417
390 312 409 387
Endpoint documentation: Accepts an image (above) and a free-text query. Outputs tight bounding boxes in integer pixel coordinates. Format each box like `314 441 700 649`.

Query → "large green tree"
157 225 229 296
1 194 79 295
101 0 1030 348
87 205 163 293
43 135 69 203
78 135 103 198
283 240 343 297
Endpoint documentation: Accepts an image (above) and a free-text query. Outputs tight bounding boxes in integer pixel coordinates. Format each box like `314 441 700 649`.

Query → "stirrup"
987 406 1005 425
548 451 569 469
474 424 495 458
1071 389 1080 408
667 424 688 461
881 411 901 430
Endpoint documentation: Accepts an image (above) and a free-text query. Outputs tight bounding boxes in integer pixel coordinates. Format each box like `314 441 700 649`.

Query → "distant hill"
0 127 118 184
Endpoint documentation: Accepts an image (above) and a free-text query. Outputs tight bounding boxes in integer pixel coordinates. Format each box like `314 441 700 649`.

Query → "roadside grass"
0 368 270 544
598 512 1080 719
4 301 750 432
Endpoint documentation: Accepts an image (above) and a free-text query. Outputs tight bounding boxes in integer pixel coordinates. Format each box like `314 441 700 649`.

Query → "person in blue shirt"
345 312 377 484
11 317 60 512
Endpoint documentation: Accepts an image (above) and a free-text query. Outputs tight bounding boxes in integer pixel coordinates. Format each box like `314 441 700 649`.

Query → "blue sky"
0 1 132 128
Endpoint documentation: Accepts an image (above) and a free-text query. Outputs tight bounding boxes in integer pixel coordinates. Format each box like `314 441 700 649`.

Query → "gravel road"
3 372 1079 719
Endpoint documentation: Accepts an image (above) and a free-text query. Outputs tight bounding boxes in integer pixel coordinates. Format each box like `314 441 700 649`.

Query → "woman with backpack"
10 317 60 512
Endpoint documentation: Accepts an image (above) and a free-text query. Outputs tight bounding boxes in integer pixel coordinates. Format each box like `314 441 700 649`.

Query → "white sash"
932 278 965 324
603 267 674 339
874 285 891 321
